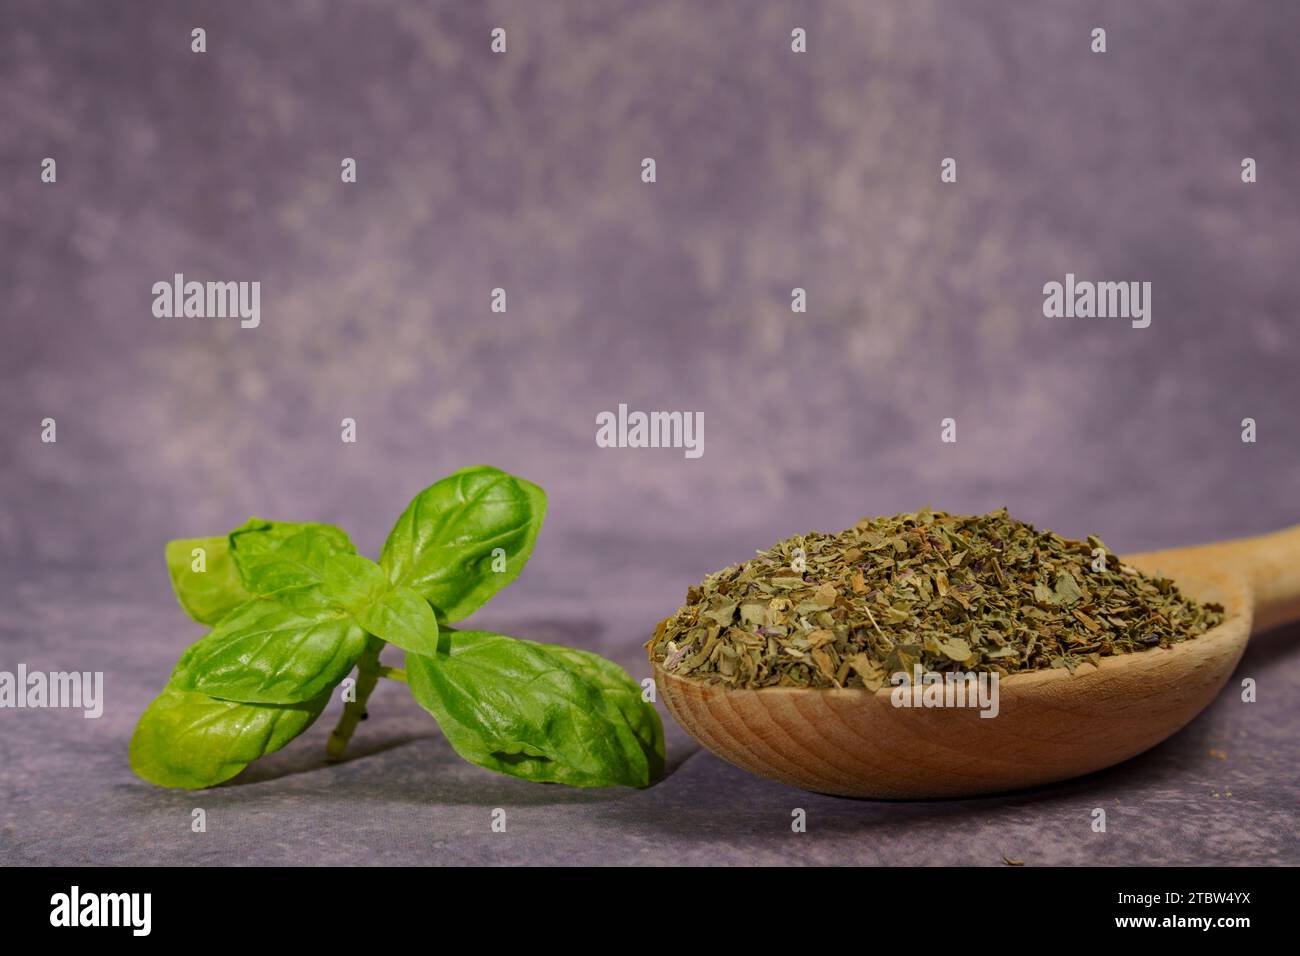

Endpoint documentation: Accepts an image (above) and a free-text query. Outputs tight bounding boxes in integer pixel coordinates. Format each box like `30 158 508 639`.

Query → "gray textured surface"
1 1 1298 865
2 567 1298 866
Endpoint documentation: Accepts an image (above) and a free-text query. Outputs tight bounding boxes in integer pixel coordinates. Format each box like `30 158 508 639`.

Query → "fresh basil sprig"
131 466 663 790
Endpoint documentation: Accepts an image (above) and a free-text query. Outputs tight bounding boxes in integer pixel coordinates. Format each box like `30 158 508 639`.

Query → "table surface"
2 562 1296 867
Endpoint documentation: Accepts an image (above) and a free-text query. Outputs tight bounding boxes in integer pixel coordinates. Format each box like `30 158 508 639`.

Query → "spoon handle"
1175 525 1300 633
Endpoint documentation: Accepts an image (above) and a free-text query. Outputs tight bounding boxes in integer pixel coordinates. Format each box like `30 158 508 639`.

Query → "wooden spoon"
653 526 1300 798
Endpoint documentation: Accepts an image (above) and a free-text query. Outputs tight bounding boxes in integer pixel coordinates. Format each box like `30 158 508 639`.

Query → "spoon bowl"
654 528 1300 798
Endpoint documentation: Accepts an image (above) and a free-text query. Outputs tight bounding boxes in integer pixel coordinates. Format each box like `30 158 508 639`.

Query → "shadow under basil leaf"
222 730 427 787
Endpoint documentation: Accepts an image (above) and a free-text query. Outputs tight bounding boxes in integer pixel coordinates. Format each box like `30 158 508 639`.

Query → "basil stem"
326 636 385 760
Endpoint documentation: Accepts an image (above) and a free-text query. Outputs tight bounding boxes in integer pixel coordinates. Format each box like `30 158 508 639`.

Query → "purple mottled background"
1 0 1297 866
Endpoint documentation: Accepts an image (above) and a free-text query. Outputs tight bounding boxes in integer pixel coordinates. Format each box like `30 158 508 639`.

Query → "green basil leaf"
165 519 355 625
379 466 546 622
321 554 440 656
129 686 329 789
165 536 250 625
406 630 656 787
228 519 355 594
319 553 387 613
355 586 440 656
543 645 664 782
170 587 367 704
